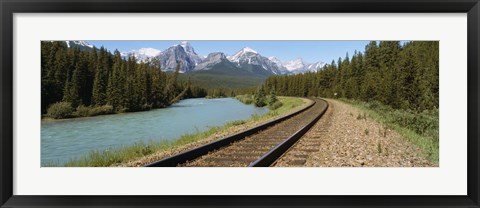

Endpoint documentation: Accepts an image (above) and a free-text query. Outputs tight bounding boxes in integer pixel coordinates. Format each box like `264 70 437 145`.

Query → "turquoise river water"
41 98 269 166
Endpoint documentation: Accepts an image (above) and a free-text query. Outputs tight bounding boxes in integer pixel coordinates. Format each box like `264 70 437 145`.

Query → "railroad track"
145 98 328 167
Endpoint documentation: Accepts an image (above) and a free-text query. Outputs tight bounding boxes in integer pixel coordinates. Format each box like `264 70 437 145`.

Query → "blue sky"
88 40 372 63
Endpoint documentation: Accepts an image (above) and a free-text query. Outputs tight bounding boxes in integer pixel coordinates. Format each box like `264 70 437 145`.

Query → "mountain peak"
178 41 196 54
228 47 259 63
242 47 257 54
180 41 191 48
120 47 161 63
65 41 93 48
284 58 306 72
268 56 283 65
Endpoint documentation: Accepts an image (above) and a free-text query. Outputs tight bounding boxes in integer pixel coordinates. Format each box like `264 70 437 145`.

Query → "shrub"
46 102 74 119
339 98 439 162
235 94 254 105
75 105 91 117
268 101 283 110
89 105 114 116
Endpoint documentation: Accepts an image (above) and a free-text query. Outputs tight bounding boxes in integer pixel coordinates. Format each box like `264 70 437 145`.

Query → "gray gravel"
276 99 434 167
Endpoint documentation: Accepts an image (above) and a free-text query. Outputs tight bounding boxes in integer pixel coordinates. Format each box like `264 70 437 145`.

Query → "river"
41 98 269 166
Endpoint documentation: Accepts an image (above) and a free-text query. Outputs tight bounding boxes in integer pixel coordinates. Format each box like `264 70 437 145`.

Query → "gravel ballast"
279 99 434 167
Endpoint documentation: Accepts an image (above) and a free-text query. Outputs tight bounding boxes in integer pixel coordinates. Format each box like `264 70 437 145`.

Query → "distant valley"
66 40 326 88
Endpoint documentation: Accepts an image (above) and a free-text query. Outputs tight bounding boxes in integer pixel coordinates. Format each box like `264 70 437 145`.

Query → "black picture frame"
1 0 479 207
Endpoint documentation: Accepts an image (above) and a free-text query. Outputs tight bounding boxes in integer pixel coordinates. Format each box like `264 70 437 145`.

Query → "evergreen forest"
263 41 439 112
41 41 207 118
41 41 438 119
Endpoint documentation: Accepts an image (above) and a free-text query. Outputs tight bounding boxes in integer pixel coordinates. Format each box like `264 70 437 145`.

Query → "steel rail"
249 99 329 167
145 98 316 167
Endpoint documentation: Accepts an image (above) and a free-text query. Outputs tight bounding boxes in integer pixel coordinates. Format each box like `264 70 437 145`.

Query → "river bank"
42 98 269 166
116 96 311 167
43 97 309 167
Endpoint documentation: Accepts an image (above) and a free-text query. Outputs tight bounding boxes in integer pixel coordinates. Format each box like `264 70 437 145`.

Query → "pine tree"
254 85 267 107
254 41 438 112
268 88 278 106
92 47 109 106
165 62 181 104
107 50 124 110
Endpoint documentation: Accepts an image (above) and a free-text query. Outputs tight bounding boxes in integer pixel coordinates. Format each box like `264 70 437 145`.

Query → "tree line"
263 41 439 112
41 41 207 115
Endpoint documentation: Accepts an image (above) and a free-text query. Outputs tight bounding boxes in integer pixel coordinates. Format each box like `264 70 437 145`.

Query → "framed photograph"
1 0 479 207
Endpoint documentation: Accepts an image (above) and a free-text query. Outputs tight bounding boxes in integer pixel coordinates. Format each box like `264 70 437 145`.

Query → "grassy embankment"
339 98 439 163
46 96 307 167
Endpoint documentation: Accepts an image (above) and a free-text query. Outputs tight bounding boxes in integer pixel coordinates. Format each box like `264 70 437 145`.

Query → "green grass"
339 98 439 164
46 96 307 167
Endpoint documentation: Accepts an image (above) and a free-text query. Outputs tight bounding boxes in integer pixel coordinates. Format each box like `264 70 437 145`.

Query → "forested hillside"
263 41 439 112
41 42 207 115
42 41 439 117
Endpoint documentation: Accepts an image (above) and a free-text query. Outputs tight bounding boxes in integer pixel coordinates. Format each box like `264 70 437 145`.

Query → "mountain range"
64 41 94 51
118 41 326 76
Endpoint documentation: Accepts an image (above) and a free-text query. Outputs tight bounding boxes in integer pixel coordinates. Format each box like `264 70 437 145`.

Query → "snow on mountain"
283 58 306 72
269 57 325 74
179 41 196 54
268 56 282 65
121 48 161 62
136 48 162 57
268 57 289 74
63 41 94 51
226 47 283 75
305 61 326 72
113 41 325 75
227 47 259 63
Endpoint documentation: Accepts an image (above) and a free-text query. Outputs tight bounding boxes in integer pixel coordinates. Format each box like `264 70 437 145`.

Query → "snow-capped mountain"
121 48 161 62
305 61 326 72
227 47 283 75
114 41 325 75
270 57 325 74
227 47 258 63
179 41 196 55
268 57 290 74
62 41 94 51
283 58 306 72
65 41 93 48
157 41 203 73
267 56 283 66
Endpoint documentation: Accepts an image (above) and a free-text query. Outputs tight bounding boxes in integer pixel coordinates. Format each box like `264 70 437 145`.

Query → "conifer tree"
107 50 124 110
254 85 267 107
268 88 278 106
257 41 438 112
91 47 109 106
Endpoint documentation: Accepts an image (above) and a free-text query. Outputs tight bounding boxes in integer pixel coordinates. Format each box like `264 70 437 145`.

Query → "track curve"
146 98 328 167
